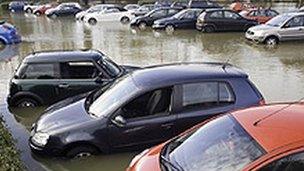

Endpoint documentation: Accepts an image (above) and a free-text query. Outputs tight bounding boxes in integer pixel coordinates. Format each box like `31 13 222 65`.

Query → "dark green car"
8 50 138 107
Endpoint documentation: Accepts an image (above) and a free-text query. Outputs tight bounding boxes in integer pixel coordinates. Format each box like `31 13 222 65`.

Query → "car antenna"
222 59 230 71
253 96 304 126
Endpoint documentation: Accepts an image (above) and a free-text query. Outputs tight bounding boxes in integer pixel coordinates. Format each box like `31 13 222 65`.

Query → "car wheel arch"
0 36 8 44
11 92 43 106
63 141 103 156
264 35 280 43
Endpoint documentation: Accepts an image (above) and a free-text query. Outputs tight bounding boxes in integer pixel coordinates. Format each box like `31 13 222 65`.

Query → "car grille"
247 30 254 35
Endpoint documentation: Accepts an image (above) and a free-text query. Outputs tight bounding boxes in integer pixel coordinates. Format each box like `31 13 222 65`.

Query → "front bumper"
245 32 265 43
152 24 166 30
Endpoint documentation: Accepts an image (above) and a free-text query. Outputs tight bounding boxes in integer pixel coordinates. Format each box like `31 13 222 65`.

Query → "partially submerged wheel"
202 25 215 33
15 98 38 108
265 36 279 47
51 13 58 19
88 18 97 25
138 22 147 30
66 146 98 159
120 17 130 24
26 8 32 13
34 11 41 16
165 25 175 34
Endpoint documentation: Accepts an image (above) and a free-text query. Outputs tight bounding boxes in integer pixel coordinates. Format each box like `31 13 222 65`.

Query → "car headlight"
253 30 265 37
31 132 49 147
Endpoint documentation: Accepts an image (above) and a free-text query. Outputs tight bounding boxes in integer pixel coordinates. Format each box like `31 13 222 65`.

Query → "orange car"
240 8 279 24
128 103 304 171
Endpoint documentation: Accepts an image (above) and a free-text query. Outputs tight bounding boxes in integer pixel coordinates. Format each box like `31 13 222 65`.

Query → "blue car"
0 21 21 45
8 1 27 12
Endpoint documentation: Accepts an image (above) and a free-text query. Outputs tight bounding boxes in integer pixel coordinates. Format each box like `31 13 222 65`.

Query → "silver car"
245 12 304 45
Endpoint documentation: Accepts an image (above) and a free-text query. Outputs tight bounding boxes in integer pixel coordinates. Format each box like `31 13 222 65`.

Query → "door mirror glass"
112 115 126 127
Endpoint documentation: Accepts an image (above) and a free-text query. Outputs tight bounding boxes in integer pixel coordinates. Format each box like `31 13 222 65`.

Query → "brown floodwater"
0 2 304 170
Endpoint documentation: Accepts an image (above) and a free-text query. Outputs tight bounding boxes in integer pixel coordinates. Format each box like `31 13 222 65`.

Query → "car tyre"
34 11 41 16
202 25 215 33
138 22 147 30
26 8 32 13
66 145 98 159
165 24 175 34
15 98 39 108
120 17 130 24
51 13 58 19
88 18 97 25
265 36 279 46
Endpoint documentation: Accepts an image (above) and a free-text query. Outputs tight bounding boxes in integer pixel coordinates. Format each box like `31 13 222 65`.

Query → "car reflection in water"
0 45 19 61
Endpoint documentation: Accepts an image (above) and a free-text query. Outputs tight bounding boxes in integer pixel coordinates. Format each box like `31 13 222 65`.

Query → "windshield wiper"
160 155 183 171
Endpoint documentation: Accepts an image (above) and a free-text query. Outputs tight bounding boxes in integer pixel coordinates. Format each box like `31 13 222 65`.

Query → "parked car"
127 103 304 171
170 1 188 9
124 4 140 11
240 8 279 24
29 62 264 158
46 3 82 18
9 1 27 12
24 2 41 13
8 50 137 107
84 6 134 24
155 0 172 7
153 8 204 32
196 9 258 32
130 7 183 29
33 3 57 16
76 4 116 20
229 2 255 12
0 20 21 45
188 0 222 9
246 12 304 45
132 4 155 17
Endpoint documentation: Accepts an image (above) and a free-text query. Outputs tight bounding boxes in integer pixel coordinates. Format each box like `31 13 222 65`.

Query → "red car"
128 102 304 171
229 2 255 12
33 3 57 16
240 8 279 24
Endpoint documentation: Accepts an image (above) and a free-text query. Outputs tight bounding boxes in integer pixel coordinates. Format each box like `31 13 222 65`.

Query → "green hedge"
0 117 24 171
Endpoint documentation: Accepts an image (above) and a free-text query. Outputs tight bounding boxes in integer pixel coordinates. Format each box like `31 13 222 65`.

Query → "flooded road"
0 2 304 170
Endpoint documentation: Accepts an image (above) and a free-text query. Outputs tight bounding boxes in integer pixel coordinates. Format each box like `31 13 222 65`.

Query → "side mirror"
95 73 105 83
111 115 126 127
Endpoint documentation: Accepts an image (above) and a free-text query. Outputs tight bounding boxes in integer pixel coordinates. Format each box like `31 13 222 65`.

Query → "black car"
130 7 183 29
8 50 138 107
29 62 264 158
153 8 204 32
196 9 258 32
46 3 82 18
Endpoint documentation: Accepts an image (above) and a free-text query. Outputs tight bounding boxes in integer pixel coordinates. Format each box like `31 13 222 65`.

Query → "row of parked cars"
7 49 304 171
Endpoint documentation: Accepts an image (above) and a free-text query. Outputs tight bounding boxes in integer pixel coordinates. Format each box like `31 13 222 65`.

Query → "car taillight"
259 99 266 105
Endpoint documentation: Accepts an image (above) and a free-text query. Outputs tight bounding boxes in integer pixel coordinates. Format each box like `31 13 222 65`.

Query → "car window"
224 11 241 19
182 10 197 19
259 151 304 171
60 61 101 79
21 63 59 79
209 11 223 19
266 10 278 17
168 9 179 15
121 87 172 120
182 82 235 110
248 11 256 17
150 9 167 17
285 16 304 27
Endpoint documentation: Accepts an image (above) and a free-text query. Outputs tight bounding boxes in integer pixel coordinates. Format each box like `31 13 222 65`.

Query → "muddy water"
1 2 304 170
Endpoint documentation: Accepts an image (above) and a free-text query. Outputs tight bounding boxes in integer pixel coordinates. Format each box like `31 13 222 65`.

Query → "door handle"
58 84 69 88
161 123 173 129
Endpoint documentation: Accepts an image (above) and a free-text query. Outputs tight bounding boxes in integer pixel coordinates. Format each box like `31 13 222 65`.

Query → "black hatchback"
8 50 138 107
29 62 264 158
196 9 258 32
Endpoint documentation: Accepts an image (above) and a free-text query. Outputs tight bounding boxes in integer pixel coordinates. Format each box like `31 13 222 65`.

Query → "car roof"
131 62 248 89
205 8 232 12
23 50 104 63
233 103 304 153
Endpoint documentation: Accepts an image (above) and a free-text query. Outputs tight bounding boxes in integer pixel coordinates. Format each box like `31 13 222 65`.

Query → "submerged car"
196 9 258 32
46 3 82 18
246 12 304 45
9 1 27 12
128 103 304 171
0 21 21 45
83 6 134 24
240 8 279 24
153 8 204 32
130 7 183 29
8 50 137 107
29 62 264 158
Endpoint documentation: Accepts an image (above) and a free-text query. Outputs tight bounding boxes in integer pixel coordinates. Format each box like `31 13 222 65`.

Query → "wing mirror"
111 115 126 127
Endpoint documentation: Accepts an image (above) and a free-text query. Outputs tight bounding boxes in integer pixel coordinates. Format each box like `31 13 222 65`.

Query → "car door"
223 10 246 31
101 8 120 21
279 16 304 41
149 9 168 25
58 61 107 100
174 81 236 135
107 86 177 149
176 10 198 29
207 10 225 31
17 62 61 105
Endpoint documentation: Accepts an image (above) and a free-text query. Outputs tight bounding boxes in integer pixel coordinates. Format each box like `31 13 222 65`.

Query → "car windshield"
88 74 139 118
173 10 187 18
266 14 291 27
98 57 121 77
163 114 265 171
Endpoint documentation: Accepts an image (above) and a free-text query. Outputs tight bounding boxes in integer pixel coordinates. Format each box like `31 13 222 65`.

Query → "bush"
0 117 24 171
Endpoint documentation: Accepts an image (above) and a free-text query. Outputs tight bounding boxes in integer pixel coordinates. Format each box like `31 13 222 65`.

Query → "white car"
24 2 41 13
76 4 116 20
83 7 135 24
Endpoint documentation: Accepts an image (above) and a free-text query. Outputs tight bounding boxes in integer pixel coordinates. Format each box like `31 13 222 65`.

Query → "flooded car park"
1 1 304 170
